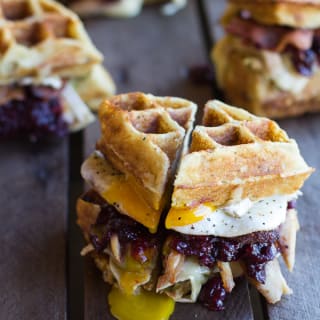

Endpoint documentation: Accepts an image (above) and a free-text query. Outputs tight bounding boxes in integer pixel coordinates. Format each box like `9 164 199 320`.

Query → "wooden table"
1 1 320 319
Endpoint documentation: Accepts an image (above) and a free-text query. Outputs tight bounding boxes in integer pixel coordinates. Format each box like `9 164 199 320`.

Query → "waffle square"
97 92 197 212
172 100 313 209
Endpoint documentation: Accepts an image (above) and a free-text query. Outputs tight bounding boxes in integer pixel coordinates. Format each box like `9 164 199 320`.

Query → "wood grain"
0 140 68 320
81 1 254 320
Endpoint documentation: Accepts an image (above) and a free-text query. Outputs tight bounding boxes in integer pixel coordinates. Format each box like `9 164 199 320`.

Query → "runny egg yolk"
108 286 175 320
165 204 215 228
102 179 160 233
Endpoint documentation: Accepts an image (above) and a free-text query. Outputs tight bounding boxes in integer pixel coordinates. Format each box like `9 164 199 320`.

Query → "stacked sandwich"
0 0 115 140
213 0 320 118
158 100 313 310
77 92 197 297
77 95 313 315
68 0 187 18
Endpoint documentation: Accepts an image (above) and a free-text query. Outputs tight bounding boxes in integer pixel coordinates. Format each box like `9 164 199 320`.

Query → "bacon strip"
225 17 314 52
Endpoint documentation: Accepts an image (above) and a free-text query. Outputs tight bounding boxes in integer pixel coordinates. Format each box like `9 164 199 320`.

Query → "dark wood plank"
0 140 68 320
81 2 253 320
67 132 85 320
267 115 320 320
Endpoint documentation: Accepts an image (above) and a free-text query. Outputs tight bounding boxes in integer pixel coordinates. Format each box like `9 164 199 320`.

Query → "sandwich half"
212 0 320 118
77 92 197 295
157 100 313 310
68 0 187 18
0 0 115 140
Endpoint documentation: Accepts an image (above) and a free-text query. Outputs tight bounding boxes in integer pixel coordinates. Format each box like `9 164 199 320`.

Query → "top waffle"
97 92 197 213
171 100 314 209
224 0 320 28
0 0 102 84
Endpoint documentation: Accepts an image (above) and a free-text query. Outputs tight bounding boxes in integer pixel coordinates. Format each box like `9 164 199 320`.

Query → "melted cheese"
223 198 253 218
108 287 175 320
19 76 63 89
264 51 310 93
61 83 95 131
157 257 211 303
109 258 151 295
117 271 150 296
167 194 298 237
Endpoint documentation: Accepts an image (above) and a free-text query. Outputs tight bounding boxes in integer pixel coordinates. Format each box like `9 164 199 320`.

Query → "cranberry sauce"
198 276 227 311
286 46 316 77
84 191 161 264
188 64 215 85
271 33 320 76
287 200 297 210
0 85 67 140
169 230 280 284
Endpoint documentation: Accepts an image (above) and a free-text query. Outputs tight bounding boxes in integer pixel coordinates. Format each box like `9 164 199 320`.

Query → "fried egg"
166 193 299 237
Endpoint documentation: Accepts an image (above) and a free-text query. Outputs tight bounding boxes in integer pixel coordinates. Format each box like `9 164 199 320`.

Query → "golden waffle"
82 92 197 231
0 0 103 84
171 100 313 209
223 1 320 28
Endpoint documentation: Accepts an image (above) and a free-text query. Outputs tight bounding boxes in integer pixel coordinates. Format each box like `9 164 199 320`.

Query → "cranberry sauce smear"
287 200 297 209
169 230 280 284
0 85 67 140
188 64 215 85
198 276 227 311
286 46 316 77
84 191 160 263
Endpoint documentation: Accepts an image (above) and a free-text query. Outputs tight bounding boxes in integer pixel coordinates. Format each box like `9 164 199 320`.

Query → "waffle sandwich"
0 0 115 140
68 0 187 18
77 92 197 295
157 100 313 310
77 96 313 316
212 0 320 118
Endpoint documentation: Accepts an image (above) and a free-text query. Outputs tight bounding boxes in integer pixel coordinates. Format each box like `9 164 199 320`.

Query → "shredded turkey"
217 261 235 293
279 209 300 271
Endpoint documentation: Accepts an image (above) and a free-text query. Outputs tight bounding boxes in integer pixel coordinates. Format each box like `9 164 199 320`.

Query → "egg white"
171 194 298 237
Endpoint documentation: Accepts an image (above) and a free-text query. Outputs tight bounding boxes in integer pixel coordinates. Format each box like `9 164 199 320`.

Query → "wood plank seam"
67 132 85 320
